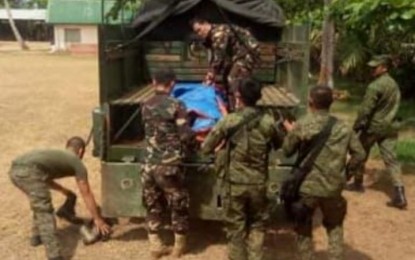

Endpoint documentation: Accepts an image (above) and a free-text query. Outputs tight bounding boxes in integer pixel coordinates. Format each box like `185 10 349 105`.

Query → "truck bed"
110 83 299 107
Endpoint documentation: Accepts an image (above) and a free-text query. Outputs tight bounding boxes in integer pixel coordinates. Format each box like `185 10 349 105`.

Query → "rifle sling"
295 116 337 173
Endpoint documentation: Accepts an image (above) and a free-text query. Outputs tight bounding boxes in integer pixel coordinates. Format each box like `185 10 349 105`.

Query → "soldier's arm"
354 84 379 131
210 30 229 74
176 101 195 143
201 118 227 154
282 122 302 157
48 180 74 197
76 179 111 235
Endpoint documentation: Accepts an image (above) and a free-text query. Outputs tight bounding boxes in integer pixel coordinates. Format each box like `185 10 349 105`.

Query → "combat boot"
171 233 186 258
48 256 64 260
387 186 407 209
30 235 42 247
56 192 77 219
345 180 365 193
148 233 170 259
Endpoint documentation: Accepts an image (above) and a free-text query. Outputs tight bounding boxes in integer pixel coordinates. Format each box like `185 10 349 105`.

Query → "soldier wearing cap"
347 55 407 209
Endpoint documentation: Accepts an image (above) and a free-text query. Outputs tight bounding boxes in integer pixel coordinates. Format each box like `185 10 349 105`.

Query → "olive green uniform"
283 111 365 260
353 73 402 186
8 149 88 259
202 107 283 260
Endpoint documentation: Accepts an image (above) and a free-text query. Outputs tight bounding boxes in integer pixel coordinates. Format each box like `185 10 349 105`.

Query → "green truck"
91 0 310 221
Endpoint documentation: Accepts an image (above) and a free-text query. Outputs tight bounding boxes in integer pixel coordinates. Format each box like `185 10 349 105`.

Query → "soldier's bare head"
190 18 212 39
235 78 263 107
152 68 176 93
308 85 333 111
66 136 86 159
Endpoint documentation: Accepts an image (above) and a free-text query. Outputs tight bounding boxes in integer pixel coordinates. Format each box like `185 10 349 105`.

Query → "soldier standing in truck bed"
347 55 407 209
141 68 195 259
201 78 283 260
8 137 111 260
191 18 261 110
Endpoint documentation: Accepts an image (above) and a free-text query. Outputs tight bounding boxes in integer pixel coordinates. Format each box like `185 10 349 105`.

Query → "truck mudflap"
101 161 292 222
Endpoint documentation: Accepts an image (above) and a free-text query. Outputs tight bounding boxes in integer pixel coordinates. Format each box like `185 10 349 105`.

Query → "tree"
318 0 334 87
3 0 29 50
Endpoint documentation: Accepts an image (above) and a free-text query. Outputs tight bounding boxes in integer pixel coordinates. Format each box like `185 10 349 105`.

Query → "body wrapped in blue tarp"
171 83 225 133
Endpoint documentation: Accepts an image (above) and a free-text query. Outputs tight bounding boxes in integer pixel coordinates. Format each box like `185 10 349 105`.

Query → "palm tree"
3 0 29 50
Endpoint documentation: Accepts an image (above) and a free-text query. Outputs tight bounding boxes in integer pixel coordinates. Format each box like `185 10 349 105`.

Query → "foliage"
331 0 415 76
106 0 141 20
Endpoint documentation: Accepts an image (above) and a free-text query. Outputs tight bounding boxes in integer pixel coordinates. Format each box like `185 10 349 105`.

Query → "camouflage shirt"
141 91 193 164
283 110 366 197
354 73 401 134
201 107 283 185
206 24 260 75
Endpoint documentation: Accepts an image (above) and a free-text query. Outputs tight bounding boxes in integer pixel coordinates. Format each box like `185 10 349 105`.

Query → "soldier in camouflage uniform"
141 68 194 259
283 86 366 260
201 78 283 260
348 55 407 209
8 137 111 260
191 18 261 110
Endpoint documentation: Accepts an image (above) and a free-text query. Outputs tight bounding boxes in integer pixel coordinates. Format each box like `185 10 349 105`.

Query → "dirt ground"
0 42 415 260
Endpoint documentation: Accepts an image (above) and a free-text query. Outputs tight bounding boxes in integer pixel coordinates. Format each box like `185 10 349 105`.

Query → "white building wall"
53 24 97 51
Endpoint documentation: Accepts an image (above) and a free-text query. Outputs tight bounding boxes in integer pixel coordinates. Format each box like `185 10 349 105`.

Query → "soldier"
347 55 408 209
141 68 194 258
190 18 261 110
282 86 365 260
201 78 283 260
8 137 111 260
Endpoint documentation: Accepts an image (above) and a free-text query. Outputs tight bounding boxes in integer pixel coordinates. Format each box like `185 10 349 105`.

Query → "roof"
47 0 132 24
131 0 285 41
0 9 46 20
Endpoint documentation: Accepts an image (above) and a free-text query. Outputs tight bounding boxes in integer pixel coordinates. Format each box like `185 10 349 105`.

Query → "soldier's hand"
204 72 215 85
283 120 296 132
94 217 111 236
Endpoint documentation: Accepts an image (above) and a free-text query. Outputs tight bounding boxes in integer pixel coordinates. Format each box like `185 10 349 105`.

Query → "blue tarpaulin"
171 83 224 132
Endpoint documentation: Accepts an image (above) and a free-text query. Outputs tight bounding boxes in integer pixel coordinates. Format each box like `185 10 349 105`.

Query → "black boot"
30 235 42 247
345 179 365 193
48 257 64 260
56 192 77 218
387 186 408 209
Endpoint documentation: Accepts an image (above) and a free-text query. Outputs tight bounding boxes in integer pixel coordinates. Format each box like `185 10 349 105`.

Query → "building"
47 0 132 54
0 9 51 41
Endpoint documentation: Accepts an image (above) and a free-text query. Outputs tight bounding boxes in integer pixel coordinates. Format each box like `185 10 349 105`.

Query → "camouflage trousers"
355 131 403 186
141 164 189 234
8 164 61 259
294 194 347 260
224 184 269 260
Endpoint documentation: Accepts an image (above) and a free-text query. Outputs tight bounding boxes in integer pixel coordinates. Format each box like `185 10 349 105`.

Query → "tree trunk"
3 0 29 50
318 0 334 87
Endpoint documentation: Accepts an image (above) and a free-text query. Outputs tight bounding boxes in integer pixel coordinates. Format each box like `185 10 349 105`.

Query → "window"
64 28 81 43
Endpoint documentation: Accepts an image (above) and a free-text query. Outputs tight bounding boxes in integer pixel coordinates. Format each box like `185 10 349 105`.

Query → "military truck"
91 0 310 220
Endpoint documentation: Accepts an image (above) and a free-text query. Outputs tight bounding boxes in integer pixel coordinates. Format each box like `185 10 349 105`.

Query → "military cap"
367 55 391 67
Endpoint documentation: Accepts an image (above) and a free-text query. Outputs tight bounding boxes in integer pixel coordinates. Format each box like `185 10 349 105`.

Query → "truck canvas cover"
130 0 285 41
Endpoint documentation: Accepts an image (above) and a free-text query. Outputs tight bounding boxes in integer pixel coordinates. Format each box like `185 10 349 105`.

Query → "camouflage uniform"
8 149 88 259
283 111 366 260
141 91 194 234
207 24 260 95
353 73 402 186
202 107 283 260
